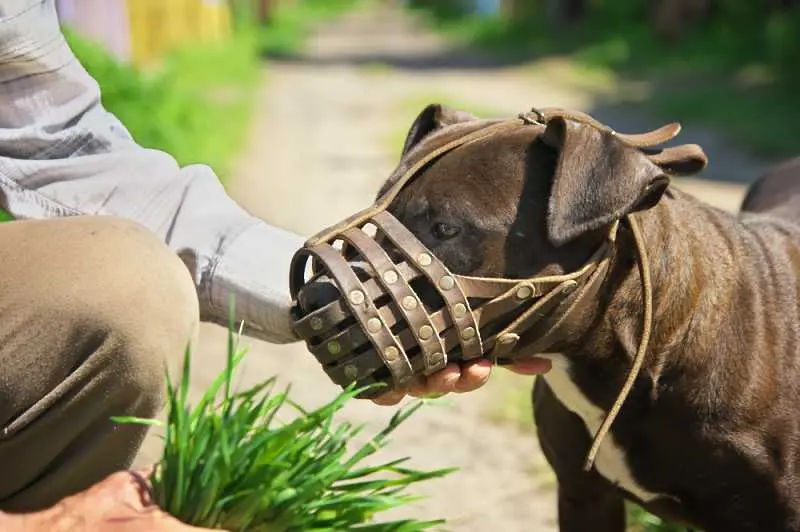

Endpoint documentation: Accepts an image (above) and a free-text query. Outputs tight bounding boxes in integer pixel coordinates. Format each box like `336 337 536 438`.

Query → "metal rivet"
430 352 444 365
453 303 468 319
515 285 533 300
384 346 399 361
309 316 324 331
418 325 434 340
327 341 341 355
349 290 365 305
401 295 418 310
439 276 455 291
383 270 399 284
461 327 476 340
418 253 432 267
343 364 358 381
498 333 518 345
562 280 578 294
367 317 382 333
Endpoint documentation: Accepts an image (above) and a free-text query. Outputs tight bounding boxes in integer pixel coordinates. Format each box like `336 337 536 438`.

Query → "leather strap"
341 226 448 373
372 211 485 360
302 244 414 387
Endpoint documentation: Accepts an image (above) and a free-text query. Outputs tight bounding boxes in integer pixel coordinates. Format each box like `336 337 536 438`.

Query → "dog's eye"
431 222 460 240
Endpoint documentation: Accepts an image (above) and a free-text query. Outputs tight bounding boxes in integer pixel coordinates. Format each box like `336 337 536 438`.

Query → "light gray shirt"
0 0 304 343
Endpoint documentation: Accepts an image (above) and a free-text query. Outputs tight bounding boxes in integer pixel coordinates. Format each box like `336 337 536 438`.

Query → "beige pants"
0 216 199 513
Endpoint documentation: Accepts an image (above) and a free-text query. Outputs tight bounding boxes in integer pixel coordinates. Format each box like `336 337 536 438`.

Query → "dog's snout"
298 277 341 314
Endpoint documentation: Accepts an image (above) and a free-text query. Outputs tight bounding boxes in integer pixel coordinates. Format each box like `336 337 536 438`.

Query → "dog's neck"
549 187 769 408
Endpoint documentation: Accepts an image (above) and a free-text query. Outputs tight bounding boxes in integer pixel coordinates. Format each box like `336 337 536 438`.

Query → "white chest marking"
540 354 665 503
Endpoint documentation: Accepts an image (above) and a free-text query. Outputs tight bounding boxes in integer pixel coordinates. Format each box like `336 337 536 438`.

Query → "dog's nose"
298 277 341 314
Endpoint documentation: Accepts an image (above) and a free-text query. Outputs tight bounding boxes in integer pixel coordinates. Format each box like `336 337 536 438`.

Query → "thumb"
505 356 552 375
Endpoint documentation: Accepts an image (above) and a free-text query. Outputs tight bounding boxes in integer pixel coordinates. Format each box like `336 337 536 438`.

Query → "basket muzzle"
289 205 615 396
289 112 625 397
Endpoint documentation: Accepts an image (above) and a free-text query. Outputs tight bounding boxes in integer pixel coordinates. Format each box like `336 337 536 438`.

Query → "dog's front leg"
534 378 626 532
557 483 626 532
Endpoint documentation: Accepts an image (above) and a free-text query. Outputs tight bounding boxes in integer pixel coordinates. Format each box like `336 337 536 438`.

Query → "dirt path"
139 5 771 531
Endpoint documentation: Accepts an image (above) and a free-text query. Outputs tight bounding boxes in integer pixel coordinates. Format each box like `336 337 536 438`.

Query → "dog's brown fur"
383 105 800 532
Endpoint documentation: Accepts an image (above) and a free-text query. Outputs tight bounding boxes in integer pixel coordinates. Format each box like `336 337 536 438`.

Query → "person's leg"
0 216 199 513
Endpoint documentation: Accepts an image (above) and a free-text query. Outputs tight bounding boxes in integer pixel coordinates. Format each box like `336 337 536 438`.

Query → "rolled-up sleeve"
0 0 303 343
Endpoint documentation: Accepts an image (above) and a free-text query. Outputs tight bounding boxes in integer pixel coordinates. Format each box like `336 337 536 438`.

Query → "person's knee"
60 217 200 407
0 217 199 511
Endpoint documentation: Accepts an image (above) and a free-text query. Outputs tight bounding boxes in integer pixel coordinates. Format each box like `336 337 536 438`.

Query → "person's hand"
372 355 552 406
1 469 221 532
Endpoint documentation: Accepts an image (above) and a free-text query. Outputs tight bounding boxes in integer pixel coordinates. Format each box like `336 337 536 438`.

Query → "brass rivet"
430 352 444 365
418 325 434 340
461 327 476 341
327 341 341 355
515 285 533 300
439 276 455 291
343 364 358 381
418 253 433 267
498 333 518 345
383 270 399 284
562 280 578 294
384 346 399 361
349 290 365 305
309 316 324 331
401 295 418 310
453 303 468 318
367 317 382 333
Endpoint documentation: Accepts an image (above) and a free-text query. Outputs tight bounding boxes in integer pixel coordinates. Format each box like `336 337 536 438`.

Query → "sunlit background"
56 1 799 531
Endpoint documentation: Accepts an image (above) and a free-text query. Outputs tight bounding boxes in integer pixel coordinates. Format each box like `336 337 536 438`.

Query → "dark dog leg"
533 378 626 532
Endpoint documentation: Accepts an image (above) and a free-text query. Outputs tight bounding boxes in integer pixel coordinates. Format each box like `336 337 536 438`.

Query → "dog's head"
382 104 671 281
293 104 707 390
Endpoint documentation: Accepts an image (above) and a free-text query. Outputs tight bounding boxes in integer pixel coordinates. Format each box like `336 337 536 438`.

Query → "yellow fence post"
125 0 234 69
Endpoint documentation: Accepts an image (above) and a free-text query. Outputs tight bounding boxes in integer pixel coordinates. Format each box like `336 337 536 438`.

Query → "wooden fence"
55 0 234 67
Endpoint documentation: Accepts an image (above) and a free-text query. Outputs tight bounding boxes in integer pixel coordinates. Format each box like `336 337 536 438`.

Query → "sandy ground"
137 5 772 531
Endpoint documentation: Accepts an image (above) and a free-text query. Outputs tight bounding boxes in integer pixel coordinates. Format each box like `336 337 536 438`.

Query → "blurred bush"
408 0 800 158
60 0 358 179
409 0 800 79
256 0 362 56
64 26 260 179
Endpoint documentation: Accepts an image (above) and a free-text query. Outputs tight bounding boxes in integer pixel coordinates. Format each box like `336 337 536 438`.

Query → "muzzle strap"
304 244 414 387
340 227 448 374
371 211 485 360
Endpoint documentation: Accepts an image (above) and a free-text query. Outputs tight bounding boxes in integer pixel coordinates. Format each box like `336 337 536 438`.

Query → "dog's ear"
542 117 670 246
401 104 478 157
643 144 708 176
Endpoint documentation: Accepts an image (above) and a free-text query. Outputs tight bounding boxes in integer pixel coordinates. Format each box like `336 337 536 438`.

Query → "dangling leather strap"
583 214 654 471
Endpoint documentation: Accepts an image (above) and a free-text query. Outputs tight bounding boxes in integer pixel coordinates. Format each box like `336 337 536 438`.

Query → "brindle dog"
298 104 800 532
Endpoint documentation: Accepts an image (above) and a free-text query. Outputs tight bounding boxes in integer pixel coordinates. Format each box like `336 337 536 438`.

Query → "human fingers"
505 356 552 375
453 358 492 393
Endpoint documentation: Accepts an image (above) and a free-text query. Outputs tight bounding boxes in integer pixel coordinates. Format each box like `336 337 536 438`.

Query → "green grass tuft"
114 305 454 531
626 504 688 532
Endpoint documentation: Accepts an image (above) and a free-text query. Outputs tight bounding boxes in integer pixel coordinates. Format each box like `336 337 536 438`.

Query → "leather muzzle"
288 111 628 397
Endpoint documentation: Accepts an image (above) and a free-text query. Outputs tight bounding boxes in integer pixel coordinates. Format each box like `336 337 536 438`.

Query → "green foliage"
627 503 688 532
407 2 800 159
114 314 454 531
258 0 362 56
63 27 260 179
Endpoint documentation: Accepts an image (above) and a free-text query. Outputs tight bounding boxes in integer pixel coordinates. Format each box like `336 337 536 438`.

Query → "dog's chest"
541 354 665 503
